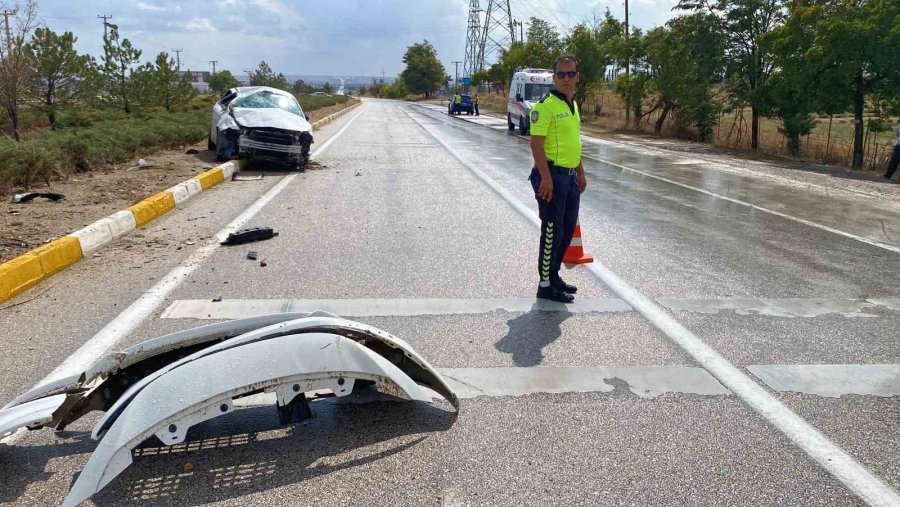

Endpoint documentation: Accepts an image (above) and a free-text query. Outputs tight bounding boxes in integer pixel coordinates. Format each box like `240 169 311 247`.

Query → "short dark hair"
555 55 578 72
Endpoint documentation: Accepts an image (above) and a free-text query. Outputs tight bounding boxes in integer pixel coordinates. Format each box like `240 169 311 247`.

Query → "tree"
677 0 786 150
527 17 562 52
644 14 727 138
399 40 445 97
322 82 333 94
147 52 194 112
27 28 99 127
209 70 239 95
522 17 562 68
613 73 650 127
471 69 491 86
101 25 145 114
290 78 314 95
487 62 507 93
248 60 289 90
566 22 611 110
763 0 900 167
0 0 38 140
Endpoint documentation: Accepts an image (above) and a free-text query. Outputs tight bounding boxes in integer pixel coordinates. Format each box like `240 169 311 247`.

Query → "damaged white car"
209 86 314 171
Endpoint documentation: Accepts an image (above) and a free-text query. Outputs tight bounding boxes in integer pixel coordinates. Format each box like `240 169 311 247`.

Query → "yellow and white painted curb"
311 98 361 131
0 99 363 304
0 160 241 304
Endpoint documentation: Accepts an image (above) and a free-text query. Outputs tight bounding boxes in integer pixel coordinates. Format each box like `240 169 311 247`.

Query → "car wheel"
207 135 215 151
214 130 228 162
507 114 515 131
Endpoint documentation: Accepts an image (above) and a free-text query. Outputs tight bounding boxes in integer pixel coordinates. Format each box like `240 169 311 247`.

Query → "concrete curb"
0 160 242 304
310 98 361 131
0 99 363 304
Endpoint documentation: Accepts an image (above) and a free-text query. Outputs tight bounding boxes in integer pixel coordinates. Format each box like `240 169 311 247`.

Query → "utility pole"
514 20 524 44
624 0 630 126
172 49 183 70
209 60 218 74
1 9 16 49
97 14 112 40
452 60 462 92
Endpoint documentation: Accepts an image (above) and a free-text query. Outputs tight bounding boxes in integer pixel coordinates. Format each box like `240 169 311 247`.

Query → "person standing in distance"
528 55 587 303
885 117 900 180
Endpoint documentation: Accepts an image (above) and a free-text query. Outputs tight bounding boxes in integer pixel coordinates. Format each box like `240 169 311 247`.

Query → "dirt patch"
0 101 359 263
0 143 216 263
307 101 354 123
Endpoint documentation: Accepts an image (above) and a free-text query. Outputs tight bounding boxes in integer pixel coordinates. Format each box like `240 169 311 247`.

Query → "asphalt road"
1 98 899 506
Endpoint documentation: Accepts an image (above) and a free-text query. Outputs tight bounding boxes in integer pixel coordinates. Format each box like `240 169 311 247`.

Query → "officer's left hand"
578 172 587 193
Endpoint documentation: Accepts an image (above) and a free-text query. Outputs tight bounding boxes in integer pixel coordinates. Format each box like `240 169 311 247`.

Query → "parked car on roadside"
209 86 314 171
448 94 475 115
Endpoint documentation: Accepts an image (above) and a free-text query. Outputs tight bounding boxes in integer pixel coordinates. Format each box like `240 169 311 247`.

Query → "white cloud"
184 18 216 32
136 1 165 11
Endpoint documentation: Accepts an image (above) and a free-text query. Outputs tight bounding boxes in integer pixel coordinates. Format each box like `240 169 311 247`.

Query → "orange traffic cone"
563 221 594 267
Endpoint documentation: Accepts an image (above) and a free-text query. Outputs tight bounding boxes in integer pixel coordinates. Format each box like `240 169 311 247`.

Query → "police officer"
474 93 480 116
528 55 586 303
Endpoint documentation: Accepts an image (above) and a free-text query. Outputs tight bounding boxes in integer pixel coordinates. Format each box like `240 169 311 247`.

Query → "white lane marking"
658 297 882 319
0 106 370 446
232 366 730 407
748 364 900 398
426 105 900 256
161 296 900 320
405 108 900 507
45 104 369 384
160 297 633 319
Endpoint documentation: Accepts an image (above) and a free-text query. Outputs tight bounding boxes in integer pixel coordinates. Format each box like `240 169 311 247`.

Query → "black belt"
547 162 577 175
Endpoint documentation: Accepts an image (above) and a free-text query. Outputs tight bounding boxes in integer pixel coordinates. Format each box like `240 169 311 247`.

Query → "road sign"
460 77 471 86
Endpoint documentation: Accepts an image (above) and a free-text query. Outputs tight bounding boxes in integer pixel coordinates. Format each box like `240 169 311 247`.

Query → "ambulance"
507 68 554 135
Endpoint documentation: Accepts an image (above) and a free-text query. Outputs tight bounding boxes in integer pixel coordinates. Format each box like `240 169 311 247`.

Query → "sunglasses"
555 71 578 79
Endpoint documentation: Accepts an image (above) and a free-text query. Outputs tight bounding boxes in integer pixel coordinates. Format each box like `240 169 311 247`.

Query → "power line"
172 48 183 70
97 14 112 40
1 9 16 49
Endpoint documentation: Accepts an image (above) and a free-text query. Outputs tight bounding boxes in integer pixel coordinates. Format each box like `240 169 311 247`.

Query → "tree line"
0 0 201 141
469 1 898 167
0 0 339 144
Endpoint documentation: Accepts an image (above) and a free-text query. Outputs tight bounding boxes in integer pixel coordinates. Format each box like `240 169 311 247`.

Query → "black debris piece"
12 192 65 203
246 251 258 260
185 148 199 154
221 227 278 246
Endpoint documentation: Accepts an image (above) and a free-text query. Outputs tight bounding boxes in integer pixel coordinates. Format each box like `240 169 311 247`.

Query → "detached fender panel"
1 314 314 430
0 394 66 440
95 315 457 438
63 333 438 507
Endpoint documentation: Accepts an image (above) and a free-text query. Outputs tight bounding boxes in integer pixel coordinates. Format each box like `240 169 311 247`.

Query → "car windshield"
524 83 552 101
232 91 303 116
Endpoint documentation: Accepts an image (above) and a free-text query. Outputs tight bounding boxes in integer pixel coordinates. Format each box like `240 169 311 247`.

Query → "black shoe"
555 278 577 294
537 285 575 303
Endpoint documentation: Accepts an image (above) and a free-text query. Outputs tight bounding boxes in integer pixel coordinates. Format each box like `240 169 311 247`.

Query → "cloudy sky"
35 0 682 78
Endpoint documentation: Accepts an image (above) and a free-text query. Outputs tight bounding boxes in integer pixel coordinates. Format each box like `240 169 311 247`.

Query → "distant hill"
238 75 395 89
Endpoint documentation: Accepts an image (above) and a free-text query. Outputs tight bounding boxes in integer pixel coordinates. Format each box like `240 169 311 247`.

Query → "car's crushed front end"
216 87 314 171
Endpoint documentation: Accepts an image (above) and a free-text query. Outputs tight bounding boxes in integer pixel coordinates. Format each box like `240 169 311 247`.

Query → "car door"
210 90 239 143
